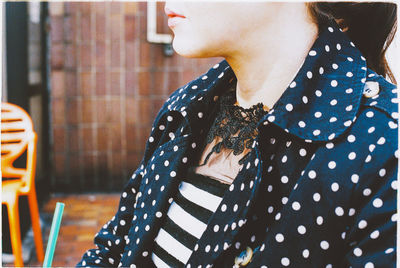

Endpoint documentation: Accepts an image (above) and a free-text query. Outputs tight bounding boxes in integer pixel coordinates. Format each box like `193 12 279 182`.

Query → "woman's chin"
172 39 214 58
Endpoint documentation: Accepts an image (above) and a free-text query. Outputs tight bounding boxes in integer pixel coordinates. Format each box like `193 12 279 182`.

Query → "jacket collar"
166 18 367 142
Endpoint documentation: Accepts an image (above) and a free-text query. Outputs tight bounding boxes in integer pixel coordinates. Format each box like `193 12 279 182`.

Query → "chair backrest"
1 102 37 188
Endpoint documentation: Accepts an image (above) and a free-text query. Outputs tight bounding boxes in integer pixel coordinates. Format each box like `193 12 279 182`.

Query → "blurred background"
1 1 398 267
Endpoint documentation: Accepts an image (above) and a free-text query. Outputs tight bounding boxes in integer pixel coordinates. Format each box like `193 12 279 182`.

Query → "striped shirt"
151 167 230 267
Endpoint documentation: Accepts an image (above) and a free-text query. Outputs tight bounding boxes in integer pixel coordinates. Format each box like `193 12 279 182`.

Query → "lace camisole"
151 87 269 267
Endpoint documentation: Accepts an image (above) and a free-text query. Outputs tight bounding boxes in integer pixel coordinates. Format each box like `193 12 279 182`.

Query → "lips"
164 6 186 18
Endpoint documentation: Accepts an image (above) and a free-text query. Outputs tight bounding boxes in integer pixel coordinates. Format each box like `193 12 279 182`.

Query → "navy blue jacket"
78 19 398 268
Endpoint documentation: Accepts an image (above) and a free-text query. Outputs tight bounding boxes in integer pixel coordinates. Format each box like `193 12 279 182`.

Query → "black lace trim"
199 88 268 166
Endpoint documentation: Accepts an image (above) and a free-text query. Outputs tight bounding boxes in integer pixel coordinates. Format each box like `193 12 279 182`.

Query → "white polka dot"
313 193 321 202
316 216 323 225
377 137 386 145
353 247 362 257
331 80 338 87
281 176 289 184
229 184 234 191
385 248 394 254
275 233 284 242
363 188 371 196
281 257 290 266
346 105 353 111
307 71 313 79
328 161 336 169
332 63 338 69
331 182 339 192
220 204 228 212
286 104 293 111
391 180 397 190
319 67 324 74
302 249 309 258
335 207 344 216
358 220 367 229
297 225 306 234
298 121 306 128
314 111 322 118
213 225 219 232
347 135 356 142
351 174 359 183
370 230 379 239
302 96 308 103
292 201 301 211
320 241 329 250
372 198 383 208
308 170 316 179
290 81 296 88
365 262 374 268
309 50 317 56
368 126 375 133
299 148 307 156
348 152 356 160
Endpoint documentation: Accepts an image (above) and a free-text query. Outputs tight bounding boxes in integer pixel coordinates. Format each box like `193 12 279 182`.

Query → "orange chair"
1 102 44 267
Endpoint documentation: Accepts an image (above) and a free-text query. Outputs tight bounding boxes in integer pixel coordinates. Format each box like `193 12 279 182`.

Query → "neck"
225 3 318 109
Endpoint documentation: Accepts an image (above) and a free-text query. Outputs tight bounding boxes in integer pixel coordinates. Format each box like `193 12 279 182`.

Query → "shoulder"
142 61 229 161
335 68 399 153
360 68 398 121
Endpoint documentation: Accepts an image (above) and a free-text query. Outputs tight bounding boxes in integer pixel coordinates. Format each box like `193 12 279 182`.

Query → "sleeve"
76 158 146 267
340 127 398 267
76 96 173 267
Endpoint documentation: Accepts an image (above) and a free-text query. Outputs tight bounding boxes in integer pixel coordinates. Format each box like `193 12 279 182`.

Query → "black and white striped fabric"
151 168 230 267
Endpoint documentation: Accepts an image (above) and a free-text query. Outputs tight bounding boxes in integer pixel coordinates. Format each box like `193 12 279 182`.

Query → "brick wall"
49 2 221 192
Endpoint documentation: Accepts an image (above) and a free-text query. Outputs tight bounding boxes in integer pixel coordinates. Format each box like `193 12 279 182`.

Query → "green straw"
43 202 65 268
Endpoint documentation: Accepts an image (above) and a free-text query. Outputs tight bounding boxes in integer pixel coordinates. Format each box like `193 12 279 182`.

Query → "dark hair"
306 2 398 85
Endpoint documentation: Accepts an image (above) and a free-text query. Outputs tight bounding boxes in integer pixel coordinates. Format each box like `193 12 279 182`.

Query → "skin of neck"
224 4 319 109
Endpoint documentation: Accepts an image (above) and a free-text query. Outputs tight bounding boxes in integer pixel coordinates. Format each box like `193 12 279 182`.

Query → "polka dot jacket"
77 18 398 268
